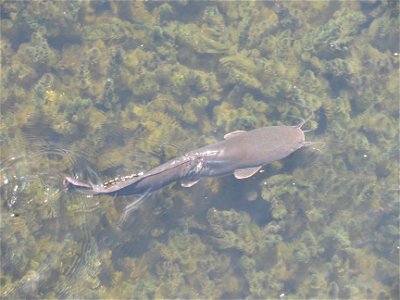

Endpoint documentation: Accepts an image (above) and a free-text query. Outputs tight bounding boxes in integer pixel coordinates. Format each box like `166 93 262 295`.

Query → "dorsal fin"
224 130 246 139
181 178 201 187
234 166 262 179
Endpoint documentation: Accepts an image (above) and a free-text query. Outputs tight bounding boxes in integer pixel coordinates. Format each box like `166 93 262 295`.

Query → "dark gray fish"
64 119 315 196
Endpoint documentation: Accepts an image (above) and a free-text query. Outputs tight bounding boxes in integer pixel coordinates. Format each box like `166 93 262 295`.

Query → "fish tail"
63 176 94 192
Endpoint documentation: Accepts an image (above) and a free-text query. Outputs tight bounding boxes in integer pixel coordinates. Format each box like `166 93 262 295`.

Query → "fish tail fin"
63 176 94 192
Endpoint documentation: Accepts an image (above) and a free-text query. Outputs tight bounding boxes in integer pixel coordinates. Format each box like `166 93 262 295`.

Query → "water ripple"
0 142 103 299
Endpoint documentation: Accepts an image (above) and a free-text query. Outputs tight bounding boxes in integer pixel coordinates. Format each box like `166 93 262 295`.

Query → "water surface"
1 1 398 299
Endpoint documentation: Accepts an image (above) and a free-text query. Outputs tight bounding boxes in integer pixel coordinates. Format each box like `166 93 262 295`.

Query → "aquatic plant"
17 32 56 72
170 22 231 55
1 1 398 299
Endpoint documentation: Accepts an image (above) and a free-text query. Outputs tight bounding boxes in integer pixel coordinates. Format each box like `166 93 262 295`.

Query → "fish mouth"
295 127 306 145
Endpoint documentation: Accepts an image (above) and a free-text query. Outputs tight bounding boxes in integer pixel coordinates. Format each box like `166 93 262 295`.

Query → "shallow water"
1 1 399 299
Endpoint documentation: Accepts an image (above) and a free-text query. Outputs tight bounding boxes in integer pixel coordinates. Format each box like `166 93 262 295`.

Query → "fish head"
274 126 307 152
294 125 306 148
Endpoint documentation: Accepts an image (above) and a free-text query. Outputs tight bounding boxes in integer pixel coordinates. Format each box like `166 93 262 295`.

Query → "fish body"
64 124 311 196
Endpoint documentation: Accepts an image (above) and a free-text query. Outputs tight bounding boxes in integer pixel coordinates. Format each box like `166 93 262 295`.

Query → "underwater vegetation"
1 0 398 299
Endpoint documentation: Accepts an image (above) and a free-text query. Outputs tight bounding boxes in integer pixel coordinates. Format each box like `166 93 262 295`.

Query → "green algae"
1 1 399 299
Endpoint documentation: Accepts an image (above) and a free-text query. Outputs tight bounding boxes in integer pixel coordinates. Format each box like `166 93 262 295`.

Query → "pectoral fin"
181 178 201 187
234 166 262 179
224 130 246 139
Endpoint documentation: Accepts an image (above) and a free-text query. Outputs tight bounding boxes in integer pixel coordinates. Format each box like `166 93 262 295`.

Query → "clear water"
1 1 398 299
